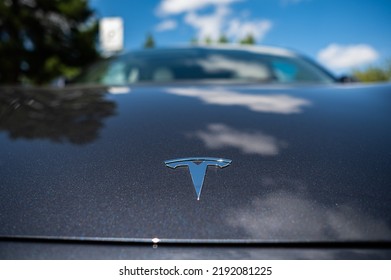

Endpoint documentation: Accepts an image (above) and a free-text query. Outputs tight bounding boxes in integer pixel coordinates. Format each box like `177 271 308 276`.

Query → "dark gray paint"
1 241 391 259
1 83 391 247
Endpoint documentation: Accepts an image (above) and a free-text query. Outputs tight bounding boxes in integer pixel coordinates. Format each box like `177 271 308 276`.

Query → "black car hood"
1 83 391 243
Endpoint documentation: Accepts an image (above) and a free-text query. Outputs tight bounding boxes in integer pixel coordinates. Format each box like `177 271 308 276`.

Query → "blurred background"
1 0 390 85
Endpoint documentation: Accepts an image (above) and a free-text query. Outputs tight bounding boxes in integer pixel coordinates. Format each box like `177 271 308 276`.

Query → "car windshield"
72 47 336 85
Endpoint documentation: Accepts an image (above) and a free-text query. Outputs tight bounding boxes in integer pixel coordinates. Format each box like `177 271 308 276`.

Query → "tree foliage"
0 87 116 144
352 61 391 83
204 36 212 45
190 37 198 45
218 34 229 44
0 0 99 85
190 35 229 45
143 33 155 48
239 33 256 45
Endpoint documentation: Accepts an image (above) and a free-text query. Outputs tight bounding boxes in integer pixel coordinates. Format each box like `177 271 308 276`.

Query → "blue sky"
90 0 391 74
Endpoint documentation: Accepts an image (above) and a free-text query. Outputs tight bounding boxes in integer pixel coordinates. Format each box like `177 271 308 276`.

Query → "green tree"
0 0 100 85
239 33 256 45
204 36 212 45
218 34 229 44
190 37 198 45
143 33 155 48
352 61 391 82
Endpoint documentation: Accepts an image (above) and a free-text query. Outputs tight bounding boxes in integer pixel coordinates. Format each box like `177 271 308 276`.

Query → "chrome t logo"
164 157 232 200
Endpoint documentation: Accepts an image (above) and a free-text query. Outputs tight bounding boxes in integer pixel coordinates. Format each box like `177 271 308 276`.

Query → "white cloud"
227 190 391 240
317 44 379 70
157 0 240 16
156 0 272 43
195 54 272 80
184 5 272 42
155 19 177 32
165 87 311 114
190 124 286 156
227 19 272 41
184 5 230 40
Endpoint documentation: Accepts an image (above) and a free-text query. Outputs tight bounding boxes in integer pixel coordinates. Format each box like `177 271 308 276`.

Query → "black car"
1 46 390 259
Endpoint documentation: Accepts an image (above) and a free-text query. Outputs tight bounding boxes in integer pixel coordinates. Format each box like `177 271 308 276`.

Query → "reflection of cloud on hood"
165 87 310 114
195 55 271 81
226 190 391 240
116 247 366 260
190 124 286 156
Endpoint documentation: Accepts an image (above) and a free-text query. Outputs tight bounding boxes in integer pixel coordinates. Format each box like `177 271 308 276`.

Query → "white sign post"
99 17 124 53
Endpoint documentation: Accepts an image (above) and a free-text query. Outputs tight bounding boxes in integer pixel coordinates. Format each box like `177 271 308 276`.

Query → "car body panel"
0 83 391 246
2 240 391 259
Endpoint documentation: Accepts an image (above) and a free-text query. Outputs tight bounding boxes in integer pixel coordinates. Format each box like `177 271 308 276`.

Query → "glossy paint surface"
1 83 391 243
1 240 391 259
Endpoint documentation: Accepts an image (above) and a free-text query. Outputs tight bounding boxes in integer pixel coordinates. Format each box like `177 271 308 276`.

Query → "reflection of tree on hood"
0 87 116 145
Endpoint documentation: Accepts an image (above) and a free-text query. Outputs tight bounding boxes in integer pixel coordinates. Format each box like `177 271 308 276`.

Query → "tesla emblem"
164 157 232 200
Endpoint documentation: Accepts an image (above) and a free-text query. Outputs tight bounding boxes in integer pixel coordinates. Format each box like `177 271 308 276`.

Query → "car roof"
121 44 298 58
